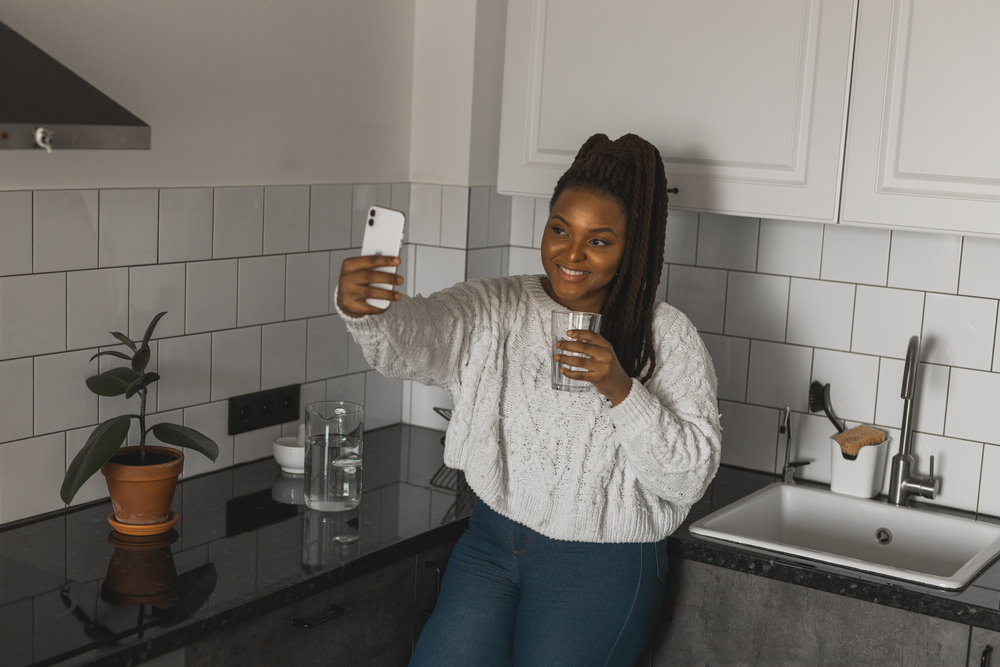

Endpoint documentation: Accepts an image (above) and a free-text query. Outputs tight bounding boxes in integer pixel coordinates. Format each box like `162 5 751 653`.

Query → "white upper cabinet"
497 0 857 222
841 0 1000 236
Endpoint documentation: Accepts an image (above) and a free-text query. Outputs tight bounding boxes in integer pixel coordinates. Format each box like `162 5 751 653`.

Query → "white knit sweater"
339 275 721 543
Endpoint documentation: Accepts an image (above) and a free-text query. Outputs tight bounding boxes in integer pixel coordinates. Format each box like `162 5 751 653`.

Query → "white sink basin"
688 483 1000 590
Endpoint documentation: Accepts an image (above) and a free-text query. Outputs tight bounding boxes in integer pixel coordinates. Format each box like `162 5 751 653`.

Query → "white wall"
0 1 416 190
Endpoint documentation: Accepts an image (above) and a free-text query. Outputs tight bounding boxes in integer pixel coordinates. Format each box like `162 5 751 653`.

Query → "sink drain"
875 528 892 545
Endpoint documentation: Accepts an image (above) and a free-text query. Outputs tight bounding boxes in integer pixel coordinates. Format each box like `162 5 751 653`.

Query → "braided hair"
549 133 669 384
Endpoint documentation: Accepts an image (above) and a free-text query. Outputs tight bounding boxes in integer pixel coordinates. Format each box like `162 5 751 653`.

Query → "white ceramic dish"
272 436 305 474
689 482 1000 590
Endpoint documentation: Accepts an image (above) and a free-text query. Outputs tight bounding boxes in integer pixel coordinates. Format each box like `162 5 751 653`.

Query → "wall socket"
227 384 300 435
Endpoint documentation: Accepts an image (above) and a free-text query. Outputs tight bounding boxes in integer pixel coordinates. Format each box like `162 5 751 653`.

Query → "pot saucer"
108 510 179 536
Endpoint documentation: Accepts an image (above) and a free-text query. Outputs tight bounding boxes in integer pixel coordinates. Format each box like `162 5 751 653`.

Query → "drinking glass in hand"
304 401 364 511
551 310 602 392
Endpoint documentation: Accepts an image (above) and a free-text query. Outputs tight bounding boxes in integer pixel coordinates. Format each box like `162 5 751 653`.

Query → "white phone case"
360 205 406 309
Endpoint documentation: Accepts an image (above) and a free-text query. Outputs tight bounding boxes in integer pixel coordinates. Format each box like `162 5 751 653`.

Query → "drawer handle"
983 644 993 667
667 187 679 194
291 604 345 629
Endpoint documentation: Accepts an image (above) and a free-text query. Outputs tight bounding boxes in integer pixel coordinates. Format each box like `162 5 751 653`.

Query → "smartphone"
360 205 406 309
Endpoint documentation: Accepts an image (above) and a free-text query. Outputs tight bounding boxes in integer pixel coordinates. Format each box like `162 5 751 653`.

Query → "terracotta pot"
102 445 184 527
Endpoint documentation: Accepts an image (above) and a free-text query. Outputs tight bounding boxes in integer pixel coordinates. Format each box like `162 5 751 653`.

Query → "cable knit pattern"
337 275 721 543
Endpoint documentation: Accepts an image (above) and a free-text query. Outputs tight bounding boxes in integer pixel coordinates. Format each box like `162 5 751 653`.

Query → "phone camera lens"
368 219 374 226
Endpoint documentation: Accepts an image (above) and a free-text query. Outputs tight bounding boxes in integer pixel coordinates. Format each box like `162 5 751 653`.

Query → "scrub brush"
808 381 845 434
832 425 886 461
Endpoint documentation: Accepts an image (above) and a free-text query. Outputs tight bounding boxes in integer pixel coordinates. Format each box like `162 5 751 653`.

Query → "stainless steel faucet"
780 407 809 483
888 335 940 505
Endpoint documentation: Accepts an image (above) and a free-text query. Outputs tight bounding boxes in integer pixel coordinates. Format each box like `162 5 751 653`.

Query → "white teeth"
560 267 588 276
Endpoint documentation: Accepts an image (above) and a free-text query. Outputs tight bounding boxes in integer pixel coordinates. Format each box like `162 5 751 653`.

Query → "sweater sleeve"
335 280 489 390
609 311 722 506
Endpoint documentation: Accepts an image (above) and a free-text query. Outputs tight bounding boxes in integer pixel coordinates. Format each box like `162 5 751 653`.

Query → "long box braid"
549 133 669 384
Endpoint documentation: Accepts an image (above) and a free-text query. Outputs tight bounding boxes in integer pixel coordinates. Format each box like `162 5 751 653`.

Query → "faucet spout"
888 335 940 505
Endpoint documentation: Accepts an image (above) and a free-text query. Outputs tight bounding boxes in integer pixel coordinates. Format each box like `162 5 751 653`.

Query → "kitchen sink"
688 482 1000 590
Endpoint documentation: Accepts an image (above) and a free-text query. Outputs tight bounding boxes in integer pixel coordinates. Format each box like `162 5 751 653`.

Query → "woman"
336 134 721 667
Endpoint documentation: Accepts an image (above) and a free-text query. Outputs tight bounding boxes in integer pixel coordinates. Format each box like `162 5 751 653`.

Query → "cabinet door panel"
842 0 1000 235
498 0 855 222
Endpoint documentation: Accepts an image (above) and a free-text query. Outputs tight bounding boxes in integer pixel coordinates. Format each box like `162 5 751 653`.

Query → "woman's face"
540 188 626 313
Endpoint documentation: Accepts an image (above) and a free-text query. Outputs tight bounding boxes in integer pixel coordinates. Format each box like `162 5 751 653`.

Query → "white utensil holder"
829 433 890 498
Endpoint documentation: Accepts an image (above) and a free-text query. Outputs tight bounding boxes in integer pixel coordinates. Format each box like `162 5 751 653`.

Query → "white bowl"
271 471 305 505
272 436 304 474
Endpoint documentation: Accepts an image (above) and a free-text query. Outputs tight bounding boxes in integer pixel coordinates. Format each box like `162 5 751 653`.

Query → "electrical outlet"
228 384 300 435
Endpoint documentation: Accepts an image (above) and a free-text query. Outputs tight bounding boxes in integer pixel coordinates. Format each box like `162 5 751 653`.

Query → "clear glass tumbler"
304 401 364 511
551 310 602 391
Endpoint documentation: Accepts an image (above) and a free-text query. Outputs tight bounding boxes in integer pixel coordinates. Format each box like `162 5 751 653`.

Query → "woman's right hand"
336 255 404 318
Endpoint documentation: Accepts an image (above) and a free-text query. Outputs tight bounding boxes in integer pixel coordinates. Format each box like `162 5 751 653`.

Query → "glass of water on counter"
304 401 364 511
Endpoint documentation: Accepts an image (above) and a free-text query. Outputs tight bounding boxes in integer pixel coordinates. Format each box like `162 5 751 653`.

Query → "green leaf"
125 372 160 399
111 331 136 351
151 423 219 462
131 346 151 373
61 415 132 504
142 312 168 347
89 350 133 363
86 367 142 397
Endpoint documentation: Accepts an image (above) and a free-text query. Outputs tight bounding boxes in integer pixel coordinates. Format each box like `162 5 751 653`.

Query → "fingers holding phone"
337 255 404 318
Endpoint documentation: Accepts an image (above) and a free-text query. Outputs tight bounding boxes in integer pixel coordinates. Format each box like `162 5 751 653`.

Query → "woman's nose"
565 241 586 262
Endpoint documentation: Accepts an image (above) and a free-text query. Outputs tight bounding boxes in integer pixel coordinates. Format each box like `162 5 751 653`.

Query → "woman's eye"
551 225 567 235
590 238 609 247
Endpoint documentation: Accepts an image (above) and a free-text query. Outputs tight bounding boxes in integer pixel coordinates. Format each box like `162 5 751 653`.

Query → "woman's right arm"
335 255 476 390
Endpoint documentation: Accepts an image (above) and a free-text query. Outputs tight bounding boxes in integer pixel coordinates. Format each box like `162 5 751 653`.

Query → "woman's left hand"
554 330 633 406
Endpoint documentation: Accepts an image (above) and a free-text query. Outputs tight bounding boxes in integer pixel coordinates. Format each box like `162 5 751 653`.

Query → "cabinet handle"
291 603 345 629
983 644 993 667
667 188 679 194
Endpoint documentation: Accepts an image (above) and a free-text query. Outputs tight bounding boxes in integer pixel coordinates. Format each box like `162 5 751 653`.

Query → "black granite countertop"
5 429 1000 667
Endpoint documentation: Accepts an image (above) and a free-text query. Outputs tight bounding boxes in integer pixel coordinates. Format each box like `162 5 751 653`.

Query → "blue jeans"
409 500 668 667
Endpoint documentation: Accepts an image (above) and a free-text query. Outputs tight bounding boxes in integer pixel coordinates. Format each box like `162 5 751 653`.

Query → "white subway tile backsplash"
186 259 238 334
99 189 158 267
851 286 924 358
213 187 264 259
0 359 33 444
309 184 353 251
157 334 212 412
159 188 214 263
234 424 281 465
757 219 824 279
724 272 789 342
284 381 326 437
182 401 235 478
130 263 186 340
286 252 330 320
466 248 504 281
351 184 392 248
327 372 366 405
746 341 812 412
488 188 512 248
408 383 454 431
510 196 535 247
347 336 372 374
414 246 466 297
0 191 33 276
391 183 411 224
0 433 65 522
532 197 549 249
408 184 443 246
67 268 129 350
811 349 879 425
820 225 890 286
667 265 727 334
263 185 310 255
888 230 962 294
909 432 983 512
945 368 1000 445
786 278 855 351
306 315 349 382
237 255 286 327
34 349 98 435
718 400 778 473
0 273 66 360
467 187 490 249
366 371 403 431
874 360 949 435
441 186 469 249
261 320 306 390
921 293 997 370
664 210 698 265
700 334 749 402
33 190 98 273
959 237 1000 299
507 247 543 277
696 213 758 272
211 327 261 401
979 444 1000 517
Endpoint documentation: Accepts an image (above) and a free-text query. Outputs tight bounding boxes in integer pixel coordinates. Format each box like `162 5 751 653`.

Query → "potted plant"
60 312 219 535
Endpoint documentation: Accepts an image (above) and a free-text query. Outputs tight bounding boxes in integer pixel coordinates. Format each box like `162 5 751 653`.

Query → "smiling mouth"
557 265 589 278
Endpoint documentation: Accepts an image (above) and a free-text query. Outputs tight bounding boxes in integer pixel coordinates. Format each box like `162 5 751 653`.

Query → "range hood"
0 20 150 151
